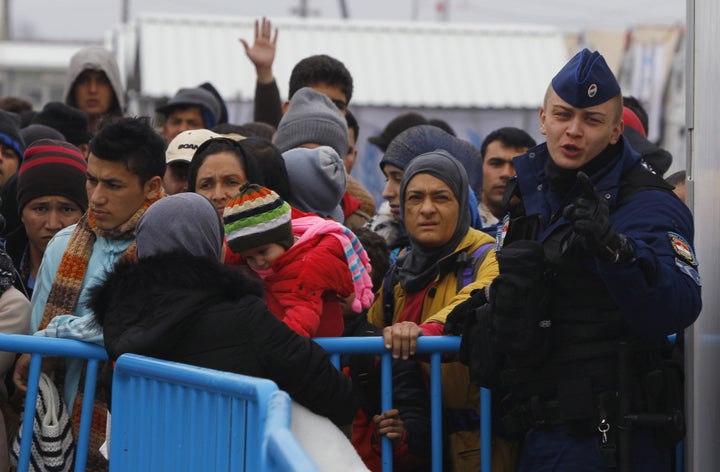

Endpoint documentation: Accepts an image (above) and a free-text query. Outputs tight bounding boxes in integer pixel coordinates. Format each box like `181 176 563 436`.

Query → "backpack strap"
382 242 494 327
456 242 495 292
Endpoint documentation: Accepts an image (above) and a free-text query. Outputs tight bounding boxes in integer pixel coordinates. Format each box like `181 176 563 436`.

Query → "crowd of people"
0 15 701 472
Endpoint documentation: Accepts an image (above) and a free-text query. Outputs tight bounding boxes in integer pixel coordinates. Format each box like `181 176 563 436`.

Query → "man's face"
403 173 459 248
381 164 404 221
540 87 623 169
162 161 190 195
0 145 20 187
344 126 358 174
310 82 348 114
73 70 114 118
162 107 205 142
481 141 527 218
86 153 160 231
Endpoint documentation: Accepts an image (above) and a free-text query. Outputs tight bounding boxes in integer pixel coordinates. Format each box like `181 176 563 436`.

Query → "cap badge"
588 84 598 98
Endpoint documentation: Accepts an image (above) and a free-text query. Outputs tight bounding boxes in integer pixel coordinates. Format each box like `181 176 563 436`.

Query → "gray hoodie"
63 46 125 117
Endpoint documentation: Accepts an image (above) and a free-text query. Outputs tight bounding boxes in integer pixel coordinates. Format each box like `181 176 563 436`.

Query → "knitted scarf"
292 216 375 312
36 195 161 471
38 196 160 331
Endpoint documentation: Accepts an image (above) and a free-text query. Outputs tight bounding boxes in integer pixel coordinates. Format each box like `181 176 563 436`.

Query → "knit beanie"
223 183 294 254
381 124 484 199
282 146 347 222
0 109 24 159
273 87 349 158
20 124 65 148
18 139 88 213
32 101 92 147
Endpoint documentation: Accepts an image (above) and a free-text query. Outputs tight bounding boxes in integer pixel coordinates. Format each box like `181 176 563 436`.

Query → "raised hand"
562 171 632 263
239 17 278 83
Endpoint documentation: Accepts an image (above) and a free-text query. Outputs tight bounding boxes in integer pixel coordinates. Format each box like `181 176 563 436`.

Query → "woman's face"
403 173 459 248
194 152 248 217
22 195 84 254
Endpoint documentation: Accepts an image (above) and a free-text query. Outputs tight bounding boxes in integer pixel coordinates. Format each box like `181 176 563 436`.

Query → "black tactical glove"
490 240 551 365
444 288 488 336
562 171 634 263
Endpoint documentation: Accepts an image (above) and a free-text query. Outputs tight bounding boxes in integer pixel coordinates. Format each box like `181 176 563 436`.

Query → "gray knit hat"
282 146 347 222
273 87 349 158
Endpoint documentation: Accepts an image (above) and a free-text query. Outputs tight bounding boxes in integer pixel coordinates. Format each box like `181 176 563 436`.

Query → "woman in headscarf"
366 150 508 471
88 193 355 428
365 125 486 263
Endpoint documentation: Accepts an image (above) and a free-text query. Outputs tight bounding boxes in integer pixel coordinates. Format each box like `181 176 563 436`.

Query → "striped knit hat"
18 139 88 212
223 183 294 253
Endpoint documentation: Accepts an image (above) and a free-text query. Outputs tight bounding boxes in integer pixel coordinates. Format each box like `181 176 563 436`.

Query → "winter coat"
88 251 357 427
264 234 354 337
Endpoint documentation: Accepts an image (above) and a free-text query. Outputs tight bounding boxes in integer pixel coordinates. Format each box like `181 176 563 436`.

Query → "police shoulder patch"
668 232 697 266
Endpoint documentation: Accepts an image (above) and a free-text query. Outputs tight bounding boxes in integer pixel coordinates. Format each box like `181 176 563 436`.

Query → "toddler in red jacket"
224 183 375 337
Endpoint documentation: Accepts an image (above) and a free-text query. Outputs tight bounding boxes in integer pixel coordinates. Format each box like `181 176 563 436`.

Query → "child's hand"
373 409 404 441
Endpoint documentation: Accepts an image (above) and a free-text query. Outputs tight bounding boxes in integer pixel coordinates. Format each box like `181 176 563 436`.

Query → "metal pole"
338 0 349 19
1 0 10 40
121 0 129 23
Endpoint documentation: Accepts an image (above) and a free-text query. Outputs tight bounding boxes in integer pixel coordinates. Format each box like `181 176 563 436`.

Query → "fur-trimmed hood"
89 252 261 326
87 251 264 358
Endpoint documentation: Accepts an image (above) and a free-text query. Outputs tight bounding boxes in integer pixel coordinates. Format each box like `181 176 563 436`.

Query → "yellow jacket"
368 228 498 329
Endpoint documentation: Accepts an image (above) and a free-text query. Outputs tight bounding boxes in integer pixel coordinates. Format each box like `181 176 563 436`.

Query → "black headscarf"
397 150 471 292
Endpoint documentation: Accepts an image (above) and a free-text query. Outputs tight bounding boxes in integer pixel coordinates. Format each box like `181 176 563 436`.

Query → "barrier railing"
0 333 492 471
0 333 107 472
110 353 316 471
314 336 492 472
0 334 316 472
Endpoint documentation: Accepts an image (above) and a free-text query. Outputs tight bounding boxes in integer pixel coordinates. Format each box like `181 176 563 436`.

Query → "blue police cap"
551 48 620 108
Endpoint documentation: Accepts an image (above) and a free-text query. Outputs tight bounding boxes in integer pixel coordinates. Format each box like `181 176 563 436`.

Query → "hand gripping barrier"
0 333 493 471
314 336 492 472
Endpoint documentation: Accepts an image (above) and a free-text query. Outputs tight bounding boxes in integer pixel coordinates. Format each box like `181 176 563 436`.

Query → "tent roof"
114 14 568 108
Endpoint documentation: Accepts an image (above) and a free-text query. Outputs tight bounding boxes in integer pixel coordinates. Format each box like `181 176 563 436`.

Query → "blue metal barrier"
314 335 492 472
110 353 316 471
0 334 316 472
0 333 107 472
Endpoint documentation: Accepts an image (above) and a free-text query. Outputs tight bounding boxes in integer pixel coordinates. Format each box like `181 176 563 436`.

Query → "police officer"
464 49 701 471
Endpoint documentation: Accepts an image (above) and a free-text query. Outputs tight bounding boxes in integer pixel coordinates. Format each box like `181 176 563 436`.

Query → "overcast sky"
10 0 686 41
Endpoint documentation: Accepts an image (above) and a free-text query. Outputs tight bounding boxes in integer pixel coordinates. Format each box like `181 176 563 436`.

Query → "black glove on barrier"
562 171 632 263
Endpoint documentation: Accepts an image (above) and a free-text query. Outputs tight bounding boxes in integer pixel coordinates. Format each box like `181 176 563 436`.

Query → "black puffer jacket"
88 252 356 426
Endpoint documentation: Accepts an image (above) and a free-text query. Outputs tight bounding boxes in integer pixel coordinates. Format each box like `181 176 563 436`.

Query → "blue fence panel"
314 335 492 472
110 353 317 472
0 333 108 472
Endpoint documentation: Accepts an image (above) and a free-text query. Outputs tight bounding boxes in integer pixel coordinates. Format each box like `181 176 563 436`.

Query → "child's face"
239 243 287 271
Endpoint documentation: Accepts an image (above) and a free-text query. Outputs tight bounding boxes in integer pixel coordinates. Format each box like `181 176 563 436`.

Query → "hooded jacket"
88 252 356 427
64 46 125 117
